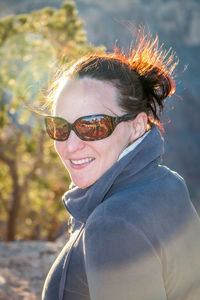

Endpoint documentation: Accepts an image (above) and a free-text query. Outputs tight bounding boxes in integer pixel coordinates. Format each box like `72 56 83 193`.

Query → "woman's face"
54 77 136 188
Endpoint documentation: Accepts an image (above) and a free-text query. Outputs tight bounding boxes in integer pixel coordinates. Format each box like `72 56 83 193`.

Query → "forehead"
53 77 123 120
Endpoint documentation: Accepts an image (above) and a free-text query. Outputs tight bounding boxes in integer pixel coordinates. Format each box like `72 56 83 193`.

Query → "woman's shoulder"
83 169 200 300
86 164 199 243
105 165 190 217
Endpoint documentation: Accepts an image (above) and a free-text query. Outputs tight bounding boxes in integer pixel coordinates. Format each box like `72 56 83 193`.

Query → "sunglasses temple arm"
115 114 135 125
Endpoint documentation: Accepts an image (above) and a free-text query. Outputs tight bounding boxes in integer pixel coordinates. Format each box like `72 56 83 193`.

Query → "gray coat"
42 125 200 300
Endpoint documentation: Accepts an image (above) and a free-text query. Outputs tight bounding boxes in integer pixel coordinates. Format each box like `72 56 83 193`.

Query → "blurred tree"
0 1 104 241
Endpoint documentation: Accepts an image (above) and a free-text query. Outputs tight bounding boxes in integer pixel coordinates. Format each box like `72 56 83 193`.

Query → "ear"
130 112 148 142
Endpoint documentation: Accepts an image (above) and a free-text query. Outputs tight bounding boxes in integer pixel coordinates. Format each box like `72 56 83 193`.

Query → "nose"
61 130 85 153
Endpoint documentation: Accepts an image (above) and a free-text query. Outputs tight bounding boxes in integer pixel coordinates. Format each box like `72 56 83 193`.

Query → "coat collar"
62 125 164 223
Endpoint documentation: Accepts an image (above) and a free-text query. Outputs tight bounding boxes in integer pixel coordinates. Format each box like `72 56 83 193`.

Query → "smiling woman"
52 77 142 188
38 32 200 300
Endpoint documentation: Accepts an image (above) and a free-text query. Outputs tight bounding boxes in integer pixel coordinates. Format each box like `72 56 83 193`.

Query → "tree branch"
20 130 45 194
0 190 9 213
0 138 13 166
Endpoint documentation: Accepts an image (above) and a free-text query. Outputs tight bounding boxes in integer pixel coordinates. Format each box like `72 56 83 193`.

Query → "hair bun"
139 65 175 121
125 32 178 123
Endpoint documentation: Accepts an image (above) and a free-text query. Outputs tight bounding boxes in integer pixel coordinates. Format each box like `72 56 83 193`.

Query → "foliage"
0 1 104 241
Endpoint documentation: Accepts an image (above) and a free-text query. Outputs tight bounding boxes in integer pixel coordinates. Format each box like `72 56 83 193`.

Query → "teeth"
70 158 94 165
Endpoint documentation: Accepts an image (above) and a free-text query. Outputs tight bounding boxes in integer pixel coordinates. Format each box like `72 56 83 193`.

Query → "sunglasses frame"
44 113 135 142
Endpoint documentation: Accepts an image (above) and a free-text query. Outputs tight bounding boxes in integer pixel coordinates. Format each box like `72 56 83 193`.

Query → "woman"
40 34 200 299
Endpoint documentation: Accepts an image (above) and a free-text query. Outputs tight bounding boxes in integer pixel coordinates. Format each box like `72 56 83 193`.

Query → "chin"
72 177 96 189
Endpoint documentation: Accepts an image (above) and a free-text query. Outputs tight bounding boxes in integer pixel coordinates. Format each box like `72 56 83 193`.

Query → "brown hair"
48 32 178 129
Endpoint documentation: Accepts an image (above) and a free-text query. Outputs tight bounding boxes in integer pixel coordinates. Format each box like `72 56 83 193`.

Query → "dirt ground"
0 237 67 300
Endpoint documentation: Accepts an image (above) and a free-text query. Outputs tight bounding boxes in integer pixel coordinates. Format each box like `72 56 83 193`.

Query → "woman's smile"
69 157 95 169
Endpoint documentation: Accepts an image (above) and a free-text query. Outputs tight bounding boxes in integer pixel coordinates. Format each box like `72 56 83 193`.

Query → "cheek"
54 141 64 157
94 133 125 162
113 126 131 147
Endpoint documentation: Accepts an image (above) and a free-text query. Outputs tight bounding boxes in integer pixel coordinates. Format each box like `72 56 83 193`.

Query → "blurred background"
0 1 199 298
0 0 199 243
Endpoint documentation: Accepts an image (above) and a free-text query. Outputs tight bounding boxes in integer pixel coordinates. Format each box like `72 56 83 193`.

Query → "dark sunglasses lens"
75 116 113 140
45 117 69 141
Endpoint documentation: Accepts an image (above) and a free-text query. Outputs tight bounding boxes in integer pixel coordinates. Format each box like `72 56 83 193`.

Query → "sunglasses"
44 113 135 141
